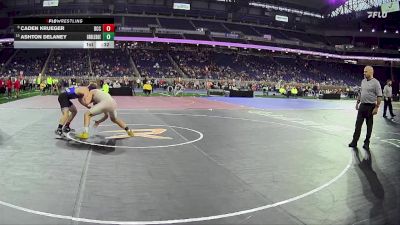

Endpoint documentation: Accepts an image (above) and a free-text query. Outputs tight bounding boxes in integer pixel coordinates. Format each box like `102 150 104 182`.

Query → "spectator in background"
291 87 298 98
46 76 53 94
0 77 4 96
40 81 46 95
123 77 130 87
71 75 76 85
303 87 309 97
113 80 121 88
53 78 60 95
136 77 141 88
6 77 13 99
63 79 69 89
35 76 41 90
279 86 286 96
312 85 318 98
21 78 26 91
29 77 34 90
143 81 152 96
102 82 110 94
14 77 21 99
262 86 268 96
130 80 136 96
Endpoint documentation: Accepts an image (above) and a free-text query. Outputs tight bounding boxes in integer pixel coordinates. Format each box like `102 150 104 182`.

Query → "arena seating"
158 18 195 30
125 17 158 28
47 49 89 77
131 48 180 78
191 20 228 33
223 23 260 36
4 49 48 77
91 49 132 77
0 44 391 88
0 48 14 65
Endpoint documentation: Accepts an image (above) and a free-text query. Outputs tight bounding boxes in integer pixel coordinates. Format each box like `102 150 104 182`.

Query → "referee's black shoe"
363 143 370 151
348 142 357 148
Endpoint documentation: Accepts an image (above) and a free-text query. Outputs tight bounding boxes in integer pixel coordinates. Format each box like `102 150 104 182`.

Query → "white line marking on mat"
0 112 353 225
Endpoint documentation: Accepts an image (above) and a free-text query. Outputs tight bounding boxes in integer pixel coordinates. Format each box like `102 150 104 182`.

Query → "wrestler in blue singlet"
65 86 79 99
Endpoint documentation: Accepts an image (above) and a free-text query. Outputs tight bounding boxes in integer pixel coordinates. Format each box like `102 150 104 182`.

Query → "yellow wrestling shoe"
127 129 135 137
76 132 89 139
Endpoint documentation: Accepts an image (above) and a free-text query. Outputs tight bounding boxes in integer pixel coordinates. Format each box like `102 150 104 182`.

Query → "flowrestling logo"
367 11 388 18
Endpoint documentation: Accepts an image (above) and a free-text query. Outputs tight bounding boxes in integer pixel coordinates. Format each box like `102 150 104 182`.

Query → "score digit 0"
102 32 114 41
102 24 115 32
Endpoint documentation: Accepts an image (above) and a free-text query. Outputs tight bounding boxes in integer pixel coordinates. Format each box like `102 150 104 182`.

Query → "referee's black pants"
352 103 375 144
383 98 394 117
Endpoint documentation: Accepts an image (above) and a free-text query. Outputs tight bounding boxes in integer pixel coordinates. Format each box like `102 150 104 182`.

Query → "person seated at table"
113 80 121 88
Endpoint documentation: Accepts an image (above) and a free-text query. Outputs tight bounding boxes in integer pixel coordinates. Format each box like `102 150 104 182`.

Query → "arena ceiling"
280 0 332 11
0 0 345 15
251 0 346 13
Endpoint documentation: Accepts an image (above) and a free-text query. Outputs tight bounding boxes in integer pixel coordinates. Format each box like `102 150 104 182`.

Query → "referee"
349 66 382 150
383 79 396 118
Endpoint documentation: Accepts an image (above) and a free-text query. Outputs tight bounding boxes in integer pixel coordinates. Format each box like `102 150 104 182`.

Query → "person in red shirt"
14 78 21 99
6 77 13 99
0 78 4 96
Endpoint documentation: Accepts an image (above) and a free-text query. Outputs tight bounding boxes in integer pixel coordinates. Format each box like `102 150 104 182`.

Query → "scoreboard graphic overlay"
14 18 115 49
